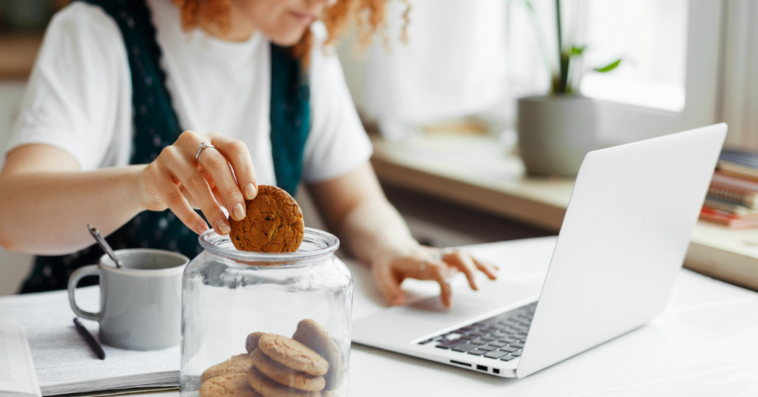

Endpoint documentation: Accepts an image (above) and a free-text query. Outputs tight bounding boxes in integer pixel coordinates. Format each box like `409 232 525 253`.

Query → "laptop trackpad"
406 295 503 322
352 282 538 345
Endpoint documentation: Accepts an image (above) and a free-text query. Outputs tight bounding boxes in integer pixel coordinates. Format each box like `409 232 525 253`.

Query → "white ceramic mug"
67 249 189 351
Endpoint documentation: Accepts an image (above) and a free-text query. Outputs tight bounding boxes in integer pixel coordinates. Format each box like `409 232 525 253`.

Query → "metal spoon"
87 224 123 269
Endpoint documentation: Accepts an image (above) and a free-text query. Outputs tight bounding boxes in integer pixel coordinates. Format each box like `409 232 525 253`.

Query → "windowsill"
370 132 574 231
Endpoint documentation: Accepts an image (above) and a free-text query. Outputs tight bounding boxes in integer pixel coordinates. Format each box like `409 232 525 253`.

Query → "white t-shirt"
5 0 372 186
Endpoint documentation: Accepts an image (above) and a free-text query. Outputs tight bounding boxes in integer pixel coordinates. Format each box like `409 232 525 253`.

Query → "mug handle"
67 265 100 321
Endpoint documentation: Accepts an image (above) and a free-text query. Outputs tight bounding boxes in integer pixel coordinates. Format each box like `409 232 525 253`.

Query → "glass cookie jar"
181 228 352 397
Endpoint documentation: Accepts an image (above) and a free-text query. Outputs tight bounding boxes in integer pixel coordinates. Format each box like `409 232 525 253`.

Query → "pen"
73 317 106 360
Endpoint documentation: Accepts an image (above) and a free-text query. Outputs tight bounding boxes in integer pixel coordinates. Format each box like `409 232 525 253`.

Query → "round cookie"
251 348 325 392
321 391 338 397
201 354 254 382
292 320 343 390
199 373 263 397
229 185 304 253
246 332 267 354
247 368 319 397
257 334 328 376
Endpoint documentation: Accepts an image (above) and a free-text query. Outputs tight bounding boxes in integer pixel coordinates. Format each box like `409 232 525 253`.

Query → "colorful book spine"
701 149 758 228
700 207 758 229
717 148 758 180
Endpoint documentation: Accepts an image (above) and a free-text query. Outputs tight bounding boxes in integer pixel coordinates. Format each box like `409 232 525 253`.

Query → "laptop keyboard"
417 302 537 362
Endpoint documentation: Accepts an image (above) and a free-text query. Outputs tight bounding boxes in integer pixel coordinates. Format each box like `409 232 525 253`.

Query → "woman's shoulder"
46 2 124 51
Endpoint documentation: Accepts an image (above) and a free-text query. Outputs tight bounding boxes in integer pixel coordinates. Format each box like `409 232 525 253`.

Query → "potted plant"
517 0 620 176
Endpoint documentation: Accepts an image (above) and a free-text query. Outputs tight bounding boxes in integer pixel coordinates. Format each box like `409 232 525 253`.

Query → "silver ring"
195 142 215 163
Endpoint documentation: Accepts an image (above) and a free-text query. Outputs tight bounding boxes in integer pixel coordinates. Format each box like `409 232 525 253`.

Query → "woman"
0 0 496 307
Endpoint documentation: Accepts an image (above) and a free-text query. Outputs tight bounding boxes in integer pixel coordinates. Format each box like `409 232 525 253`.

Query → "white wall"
0 81 33 296
335 26 370 115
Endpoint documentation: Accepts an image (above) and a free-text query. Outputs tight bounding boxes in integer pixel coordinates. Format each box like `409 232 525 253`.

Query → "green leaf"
570 45 586 56
594 59 621 73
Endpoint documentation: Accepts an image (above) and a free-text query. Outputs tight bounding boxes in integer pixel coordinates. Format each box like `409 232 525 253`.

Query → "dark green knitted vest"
20 0 310 293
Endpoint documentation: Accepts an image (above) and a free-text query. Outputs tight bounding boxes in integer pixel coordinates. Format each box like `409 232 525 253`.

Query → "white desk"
5 238 758 396
347 238 758 396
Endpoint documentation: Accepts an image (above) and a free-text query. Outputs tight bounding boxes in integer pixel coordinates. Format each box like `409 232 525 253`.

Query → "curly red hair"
172 0 410 63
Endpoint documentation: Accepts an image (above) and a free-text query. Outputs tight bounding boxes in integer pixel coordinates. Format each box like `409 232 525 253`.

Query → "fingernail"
244 183 257 200
197 223 209 234
233 203 246 220
217 219 231 235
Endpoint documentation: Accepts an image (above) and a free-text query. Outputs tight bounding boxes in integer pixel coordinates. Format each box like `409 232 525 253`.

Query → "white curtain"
722 0 758 149
364 0 510 138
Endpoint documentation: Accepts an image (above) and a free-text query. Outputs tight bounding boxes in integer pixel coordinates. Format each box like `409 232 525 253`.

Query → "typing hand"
372 246 499 308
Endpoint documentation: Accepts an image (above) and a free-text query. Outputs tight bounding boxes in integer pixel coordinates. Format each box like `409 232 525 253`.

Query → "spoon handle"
87 224 124 269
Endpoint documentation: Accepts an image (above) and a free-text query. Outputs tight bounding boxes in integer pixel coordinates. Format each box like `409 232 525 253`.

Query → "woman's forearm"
309 162 497 307
338 196 420 266
307 162 420 265
0 165 147 254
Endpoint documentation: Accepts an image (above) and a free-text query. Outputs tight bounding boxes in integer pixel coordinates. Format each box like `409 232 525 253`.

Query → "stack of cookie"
198 320 343 397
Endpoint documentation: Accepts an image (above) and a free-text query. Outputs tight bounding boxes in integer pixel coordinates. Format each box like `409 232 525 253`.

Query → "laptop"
352 123 727 378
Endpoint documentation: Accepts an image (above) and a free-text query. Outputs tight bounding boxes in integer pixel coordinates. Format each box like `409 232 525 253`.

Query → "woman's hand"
307 162 499 309
372 245 499 308
138 131 258 235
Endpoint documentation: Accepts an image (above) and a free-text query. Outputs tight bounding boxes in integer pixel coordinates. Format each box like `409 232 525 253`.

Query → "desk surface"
5 238 757 396
346 238 758 396
370 133 758 291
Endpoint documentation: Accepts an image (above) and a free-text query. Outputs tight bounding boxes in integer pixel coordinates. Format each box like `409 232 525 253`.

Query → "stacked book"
701 149 758 228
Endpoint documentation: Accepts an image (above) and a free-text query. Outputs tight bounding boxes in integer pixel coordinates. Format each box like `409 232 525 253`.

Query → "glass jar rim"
198 227 340 264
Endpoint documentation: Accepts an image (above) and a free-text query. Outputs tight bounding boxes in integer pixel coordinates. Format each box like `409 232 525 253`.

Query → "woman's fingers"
473 258 499 280
197 167 229 208
209 133 258 201
178 181 225 212
425 261 452 308
443 250 479 291
372 248 497 308
161 145 230 235
149 167 208 234
188 139 245 222
372 261 405 306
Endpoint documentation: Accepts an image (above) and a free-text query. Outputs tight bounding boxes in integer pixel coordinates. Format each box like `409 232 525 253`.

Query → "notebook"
0 287 179 396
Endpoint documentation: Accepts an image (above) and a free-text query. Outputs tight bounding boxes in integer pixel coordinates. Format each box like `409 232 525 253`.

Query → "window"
504 0 722 144
579 0 688 113
344 0 726 145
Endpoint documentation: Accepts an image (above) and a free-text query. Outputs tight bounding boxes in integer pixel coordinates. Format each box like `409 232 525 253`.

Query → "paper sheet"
0 287 179 396
0 321 41 397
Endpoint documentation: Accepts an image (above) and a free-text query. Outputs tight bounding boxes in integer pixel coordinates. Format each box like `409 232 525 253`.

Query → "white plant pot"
517 95 599 176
